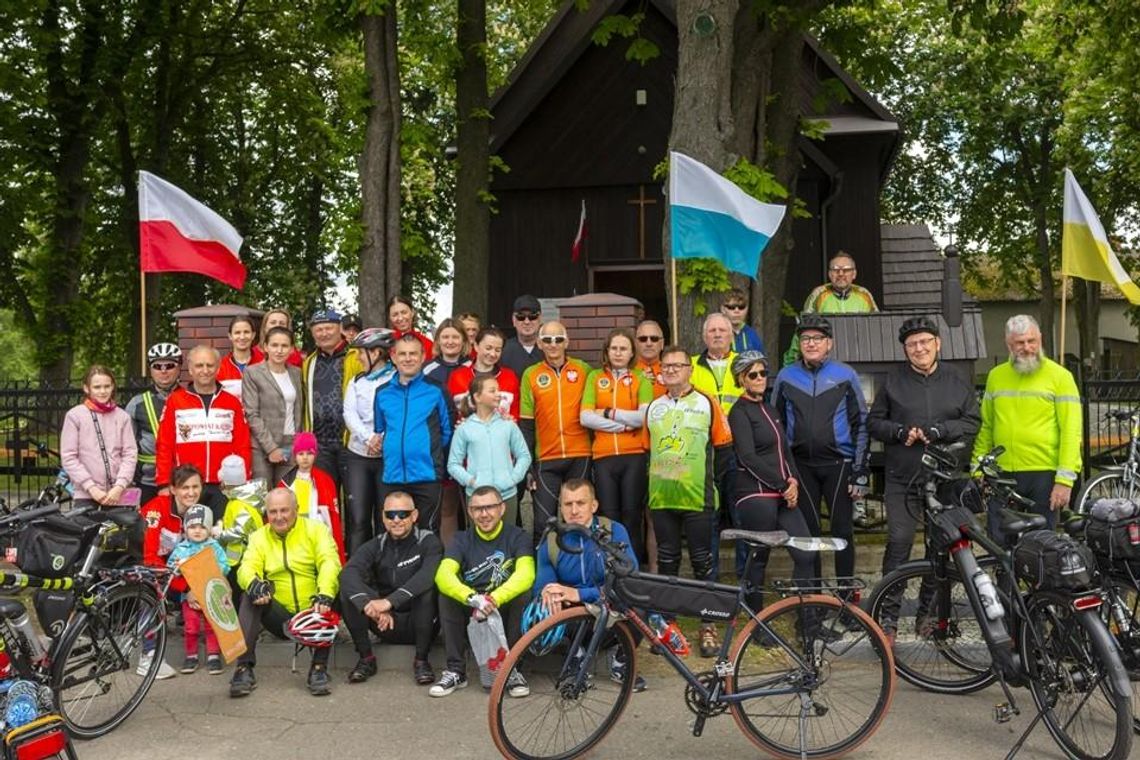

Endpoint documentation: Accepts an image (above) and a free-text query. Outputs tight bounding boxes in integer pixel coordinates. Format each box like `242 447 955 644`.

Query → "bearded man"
972 314 1082 539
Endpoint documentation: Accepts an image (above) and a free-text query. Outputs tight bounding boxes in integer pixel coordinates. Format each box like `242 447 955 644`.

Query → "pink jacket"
60 405 139 501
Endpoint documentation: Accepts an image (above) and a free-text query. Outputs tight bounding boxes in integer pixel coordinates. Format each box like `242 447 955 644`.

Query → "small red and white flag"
138 171 246 289
570 199 588 263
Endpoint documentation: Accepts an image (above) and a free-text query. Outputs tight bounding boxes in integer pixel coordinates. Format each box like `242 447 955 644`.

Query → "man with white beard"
972 314 1082 541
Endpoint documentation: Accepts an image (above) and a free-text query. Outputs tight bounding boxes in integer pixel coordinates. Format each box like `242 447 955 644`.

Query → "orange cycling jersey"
520 358 593 461
582 367 652 459
634 358 667 399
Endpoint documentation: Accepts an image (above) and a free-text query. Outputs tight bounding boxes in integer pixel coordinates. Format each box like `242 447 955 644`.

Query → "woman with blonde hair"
61 365 139 508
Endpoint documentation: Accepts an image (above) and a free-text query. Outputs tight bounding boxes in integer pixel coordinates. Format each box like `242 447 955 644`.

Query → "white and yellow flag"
1062 168 1140 304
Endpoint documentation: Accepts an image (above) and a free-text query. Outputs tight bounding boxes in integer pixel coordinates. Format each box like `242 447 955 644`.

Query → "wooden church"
486 0 901 336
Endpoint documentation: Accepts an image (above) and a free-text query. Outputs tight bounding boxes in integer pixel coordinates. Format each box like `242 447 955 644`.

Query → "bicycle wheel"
727 594 896 759
868 558 998 694
1019 590 1133 760
1076 471 1138 515
1102 576 1140 732
488 605 636 760
51 581 166 739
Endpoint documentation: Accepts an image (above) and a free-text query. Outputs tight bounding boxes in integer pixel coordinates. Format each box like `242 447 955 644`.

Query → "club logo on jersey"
598 377 611 390
566 369 579 383
621 375 632 386
536 373 552 389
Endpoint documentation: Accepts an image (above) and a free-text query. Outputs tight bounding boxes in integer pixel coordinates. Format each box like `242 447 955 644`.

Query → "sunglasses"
539 335 568 345
514 312 540 321
636 335 663 343
383 510 414 521
723 303 746 310
745 369 769 380
829 266 855 274
151 362 179 371
468 502 503 514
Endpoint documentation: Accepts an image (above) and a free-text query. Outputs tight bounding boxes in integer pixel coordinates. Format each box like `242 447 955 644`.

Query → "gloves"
894 425 908 443
310 594 335 610
923 425 942 442
247 577 274 602
467 593 496 621
849 470 871 499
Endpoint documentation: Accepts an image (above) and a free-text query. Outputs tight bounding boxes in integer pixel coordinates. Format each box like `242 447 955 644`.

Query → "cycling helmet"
521 598 566 656
795 314 832 338
731 351 768 383
351 327 396 351
898 316 939 344
285 609 341 648
147 342 182 363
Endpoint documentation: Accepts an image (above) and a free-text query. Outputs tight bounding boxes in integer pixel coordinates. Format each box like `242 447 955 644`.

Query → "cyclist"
501 294 543 380
258 308 304 367
231 487 342 698
633 320 667 399
424 318 469 388
972 313 1081 537
301 309 366 489
126 342 182 504
447 327 521 421
341 313 362 343
61 365 138 509
387 295 434 359
217 313 264 399
339 492 442 686
720 288 764 353
781 252 878 367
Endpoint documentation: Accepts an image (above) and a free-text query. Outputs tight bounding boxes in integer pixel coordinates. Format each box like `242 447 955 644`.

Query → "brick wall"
173 304 264 381
556 293 643 367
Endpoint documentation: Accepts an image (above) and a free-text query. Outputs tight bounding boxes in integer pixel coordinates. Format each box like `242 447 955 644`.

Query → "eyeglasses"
660 362 689 371
829 266 855 274
904 337 937 351
723 303 746 311
150 362 179 371
383 510 414 521
745 369 769 380
799 334 828 345
468 501 503 514
636 335 663 343
514 312 540 321
539 335 568 345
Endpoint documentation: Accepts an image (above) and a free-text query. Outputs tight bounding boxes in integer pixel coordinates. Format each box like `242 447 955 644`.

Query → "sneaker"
229 664 256 698
506 669 530 698
699 625 719 658
413 658 435 686
180 655 199 674
308 664 331 696
206 655 224 675
137 652 177 680
429 670 468 698
607 649 647 693
348 656 378 684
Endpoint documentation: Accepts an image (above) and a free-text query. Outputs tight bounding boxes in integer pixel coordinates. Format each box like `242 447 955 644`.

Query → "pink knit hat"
293 431 319 455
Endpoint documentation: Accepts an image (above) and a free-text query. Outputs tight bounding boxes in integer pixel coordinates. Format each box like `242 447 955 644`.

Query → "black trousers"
378 481 443 533
533 457 592 545
438 594 524 676
343 451 383 555
734 492 814 593
236 596 330 668
797 460 855 584
987 470 1057 546
651 508 716 582
315 442 351 490
340 587 438 661
592 453 647 560
881 479 932 576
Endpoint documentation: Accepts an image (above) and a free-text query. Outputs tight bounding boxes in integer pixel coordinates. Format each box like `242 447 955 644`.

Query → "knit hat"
293 431 319 455
217 454 247 486
183 504 213 530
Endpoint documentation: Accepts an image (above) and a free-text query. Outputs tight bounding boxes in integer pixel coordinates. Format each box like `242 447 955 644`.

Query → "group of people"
56 264 1082 696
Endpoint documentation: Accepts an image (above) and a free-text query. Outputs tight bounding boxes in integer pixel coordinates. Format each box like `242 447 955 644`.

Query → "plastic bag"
1089 498 1140 522
468 609 509 687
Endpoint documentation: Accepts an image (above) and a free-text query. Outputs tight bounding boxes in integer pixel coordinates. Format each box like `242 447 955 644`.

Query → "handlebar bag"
1085 515 1140 563
14 516 96 578
613 572 739 622
1013 529 1097 592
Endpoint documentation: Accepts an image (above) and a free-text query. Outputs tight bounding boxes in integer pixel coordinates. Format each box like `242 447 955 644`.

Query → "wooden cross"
627 184 658 259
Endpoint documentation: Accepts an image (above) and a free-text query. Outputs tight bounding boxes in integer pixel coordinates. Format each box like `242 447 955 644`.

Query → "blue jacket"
732 325 765 354
772 358 868 470
374 372 452 483
447 414 532 499
533 518 638 604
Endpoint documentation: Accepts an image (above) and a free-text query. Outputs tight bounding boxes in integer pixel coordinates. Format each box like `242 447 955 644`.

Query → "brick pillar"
556 293 644 367
173 304 265 381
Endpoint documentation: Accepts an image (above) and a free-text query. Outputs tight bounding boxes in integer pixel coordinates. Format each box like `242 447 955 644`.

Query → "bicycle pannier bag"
1084 515 1140 563
14 516 92 578
1088 498 1140 522
1013 529 1096 592
614 572 738 621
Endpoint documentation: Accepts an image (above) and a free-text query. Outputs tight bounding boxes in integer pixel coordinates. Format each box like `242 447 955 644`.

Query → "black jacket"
339 527 443 611
728 396 798 497
866 362 981 484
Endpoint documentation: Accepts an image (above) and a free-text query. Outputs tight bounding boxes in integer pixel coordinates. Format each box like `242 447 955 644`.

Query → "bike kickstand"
1003 708 1045 760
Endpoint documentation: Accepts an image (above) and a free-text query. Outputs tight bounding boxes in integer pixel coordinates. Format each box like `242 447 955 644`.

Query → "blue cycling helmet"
521 598 567 656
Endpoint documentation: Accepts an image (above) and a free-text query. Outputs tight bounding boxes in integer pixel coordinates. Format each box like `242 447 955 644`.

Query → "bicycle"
487 519 896 760
0 503 173 740
1076 409 1140 513
867 443 1133 760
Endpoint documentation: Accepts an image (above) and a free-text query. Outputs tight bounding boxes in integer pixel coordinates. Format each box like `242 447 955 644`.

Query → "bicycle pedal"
993 702 1014 724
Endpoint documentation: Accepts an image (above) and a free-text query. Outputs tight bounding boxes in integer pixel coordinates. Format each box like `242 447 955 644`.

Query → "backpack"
546 517 612 566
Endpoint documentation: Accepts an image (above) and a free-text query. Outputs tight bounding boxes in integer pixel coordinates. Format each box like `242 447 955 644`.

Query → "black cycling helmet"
731 350 769 383
351 327 395 351
898 316 939 344
795 314 832 338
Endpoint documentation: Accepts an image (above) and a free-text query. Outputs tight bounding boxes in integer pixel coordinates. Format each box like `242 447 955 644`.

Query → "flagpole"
140 269 148 376
670 255 679 345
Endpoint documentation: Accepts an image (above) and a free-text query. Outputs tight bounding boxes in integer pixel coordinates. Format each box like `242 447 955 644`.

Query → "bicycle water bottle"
10 613 47 661
4 680 39 728
972 570 1003 621
648 613 690 656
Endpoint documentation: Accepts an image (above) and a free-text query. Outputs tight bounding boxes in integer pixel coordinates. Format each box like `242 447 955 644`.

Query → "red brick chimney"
554 293 644 367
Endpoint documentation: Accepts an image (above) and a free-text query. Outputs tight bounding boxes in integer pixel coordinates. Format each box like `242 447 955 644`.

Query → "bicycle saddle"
0 598 27 620
999 509 1048 538
721 529 788 547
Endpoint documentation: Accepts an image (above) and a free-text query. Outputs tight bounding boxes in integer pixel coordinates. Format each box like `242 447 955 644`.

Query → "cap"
183 504 213 530
309 309 342 326
217 454 247 486
512 295 541 314
293 431 319 455
341 313 362 330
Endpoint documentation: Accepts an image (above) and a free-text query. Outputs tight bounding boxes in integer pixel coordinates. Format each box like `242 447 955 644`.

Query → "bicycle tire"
727 594 896 759
1076 470 1139 515
51 581 166 740
867 557 999 694
1101 576 1140 733
488 605 636 760
1019 589 1133 760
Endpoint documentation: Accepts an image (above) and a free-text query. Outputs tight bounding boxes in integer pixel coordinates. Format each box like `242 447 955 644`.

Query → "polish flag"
570 199 588 263
138 171 246 289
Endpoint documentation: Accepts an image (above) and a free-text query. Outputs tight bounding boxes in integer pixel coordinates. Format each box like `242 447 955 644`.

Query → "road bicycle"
487 519 896 760
1076 409 1140 513
867 444 1133 760
0 503 172 740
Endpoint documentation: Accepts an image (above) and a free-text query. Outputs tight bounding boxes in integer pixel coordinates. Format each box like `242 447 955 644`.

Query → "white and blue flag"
668 151 786 279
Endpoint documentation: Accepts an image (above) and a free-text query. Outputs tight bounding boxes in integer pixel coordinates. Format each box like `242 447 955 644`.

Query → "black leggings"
344 451 383 556
797 461 855 583
592 453 647 560
651 508 716 581
734 492 815 589
534 457 592 545
340 587 438 661
236 596 331 668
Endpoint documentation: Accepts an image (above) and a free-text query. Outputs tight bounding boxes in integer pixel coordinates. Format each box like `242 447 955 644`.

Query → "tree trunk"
359 7 402 326
453 0 491 319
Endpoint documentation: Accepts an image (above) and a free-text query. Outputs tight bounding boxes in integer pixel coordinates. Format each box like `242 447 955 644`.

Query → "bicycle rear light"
1072 595 1102 611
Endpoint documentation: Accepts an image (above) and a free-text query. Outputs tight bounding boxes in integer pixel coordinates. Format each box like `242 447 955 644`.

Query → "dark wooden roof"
880 223 977 310
829 310 987 364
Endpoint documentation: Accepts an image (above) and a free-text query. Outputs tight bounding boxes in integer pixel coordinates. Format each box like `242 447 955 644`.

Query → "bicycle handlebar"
543 518 637 577
0 503 62 529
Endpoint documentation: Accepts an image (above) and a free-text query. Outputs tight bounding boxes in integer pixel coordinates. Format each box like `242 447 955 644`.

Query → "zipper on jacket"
400 382 410 481
279 532 299 612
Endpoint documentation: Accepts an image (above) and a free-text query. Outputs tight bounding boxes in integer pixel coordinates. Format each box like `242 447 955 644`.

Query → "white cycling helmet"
286 609 341 648
147 342 182 363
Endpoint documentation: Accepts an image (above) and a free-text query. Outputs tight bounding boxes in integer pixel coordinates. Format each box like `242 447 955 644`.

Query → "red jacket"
279 466 346 564
155 386 252 486
217 345 265 398
140 494 189 592
447 364 520 422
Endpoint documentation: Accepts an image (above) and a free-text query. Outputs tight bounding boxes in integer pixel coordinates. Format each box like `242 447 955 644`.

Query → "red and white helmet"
286 609 341 648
